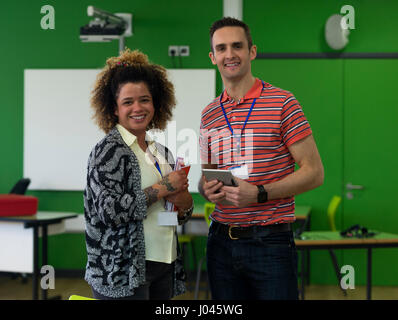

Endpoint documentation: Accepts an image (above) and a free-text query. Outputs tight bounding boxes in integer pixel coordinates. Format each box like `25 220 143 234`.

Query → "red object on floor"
0 194 38 217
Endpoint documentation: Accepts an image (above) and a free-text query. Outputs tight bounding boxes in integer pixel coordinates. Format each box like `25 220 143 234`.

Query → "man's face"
209 26 257 82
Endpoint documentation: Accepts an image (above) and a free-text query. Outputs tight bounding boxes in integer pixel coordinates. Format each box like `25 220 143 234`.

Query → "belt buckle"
228 225 239 240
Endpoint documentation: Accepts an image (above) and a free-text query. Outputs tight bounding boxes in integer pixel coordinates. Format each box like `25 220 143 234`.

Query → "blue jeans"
206 223 299 300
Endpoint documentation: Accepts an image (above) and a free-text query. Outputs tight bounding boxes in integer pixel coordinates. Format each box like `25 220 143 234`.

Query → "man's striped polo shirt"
199 78 312 227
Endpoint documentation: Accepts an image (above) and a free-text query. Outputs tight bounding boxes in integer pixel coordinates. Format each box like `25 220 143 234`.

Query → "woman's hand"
160 169 189 195
165 189 192 208
144 169 188 208
165 190 193 219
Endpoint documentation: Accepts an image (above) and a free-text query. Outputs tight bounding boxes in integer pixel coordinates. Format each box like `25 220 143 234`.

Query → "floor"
0 273 397 300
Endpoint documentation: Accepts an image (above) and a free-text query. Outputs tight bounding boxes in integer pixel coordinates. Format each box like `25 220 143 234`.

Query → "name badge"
230 165 249 179
158 211 178 226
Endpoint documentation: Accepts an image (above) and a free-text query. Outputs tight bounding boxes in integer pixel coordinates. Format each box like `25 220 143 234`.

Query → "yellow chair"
326 195 346 295
194 202 214 299
180 202 214 273
203 202 215 227
178 233 197 272
69 294 96 300
327 195 342 232
179 209 199 278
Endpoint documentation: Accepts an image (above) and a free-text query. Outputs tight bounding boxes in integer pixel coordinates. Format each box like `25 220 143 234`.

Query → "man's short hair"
209 17 253 52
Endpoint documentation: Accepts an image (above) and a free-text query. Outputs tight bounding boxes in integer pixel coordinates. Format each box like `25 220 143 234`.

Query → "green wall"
1 0 398 286
247 0 398 53
246 0 398 286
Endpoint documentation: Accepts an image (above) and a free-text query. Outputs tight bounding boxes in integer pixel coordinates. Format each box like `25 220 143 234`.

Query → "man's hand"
221 177 258 208
201 176 227 204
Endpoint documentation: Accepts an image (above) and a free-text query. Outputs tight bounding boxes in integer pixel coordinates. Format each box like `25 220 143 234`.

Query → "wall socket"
168 45 190 57
179 46 190 56
168 46 179 57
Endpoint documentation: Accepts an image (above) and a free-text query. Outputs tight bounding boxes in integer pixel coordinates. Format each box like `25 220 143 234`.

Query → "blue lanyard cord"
154 161 163 178
219 94 257 136
219 81 264 136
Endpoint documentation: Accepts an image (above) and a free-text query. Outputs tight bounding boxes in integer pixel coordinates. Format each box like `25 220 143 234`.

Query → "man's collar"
221 78 263 103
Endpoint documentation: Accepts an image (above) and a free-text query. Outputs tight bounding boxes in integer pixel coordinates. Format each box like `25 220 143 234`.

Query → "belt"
211 221 291 240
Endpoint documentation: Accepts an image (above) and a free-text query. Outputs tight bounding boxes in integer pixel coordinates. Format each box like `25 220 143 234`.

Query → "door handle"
346 183 364 190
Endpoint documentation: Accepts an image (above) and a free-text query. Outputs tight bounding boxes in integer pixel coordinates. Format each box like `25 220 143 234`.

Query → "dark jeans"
91 260 174 300
206 223 299 300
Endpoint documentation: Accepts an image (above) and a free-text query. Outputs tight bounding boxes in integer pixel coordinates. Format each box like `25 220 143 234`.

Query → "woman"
84 49 193 300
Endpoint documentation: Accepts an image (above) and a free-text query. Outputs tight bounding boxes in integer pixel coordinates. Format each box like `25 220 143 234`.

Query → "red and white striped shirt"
199 78 312 227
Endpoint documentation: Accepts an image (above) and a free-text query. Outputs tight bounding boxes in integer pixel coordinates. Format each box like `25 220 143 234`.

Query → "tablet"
202 169 237 186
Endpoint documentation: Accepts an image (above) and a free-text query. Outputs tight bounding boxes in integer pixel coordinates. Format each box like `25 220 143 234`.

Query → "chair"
178 233 197 275
326 195 347 295
179 210 199 285
194 202 214 299
69 295 96 300
9 178 31 284
328 195 342 232
203 203 214 226
9 178 31 195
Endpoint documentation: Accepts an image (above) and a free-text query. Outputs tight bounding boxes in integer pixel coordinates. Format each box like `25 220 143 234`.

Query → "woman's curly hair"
91 49 176 133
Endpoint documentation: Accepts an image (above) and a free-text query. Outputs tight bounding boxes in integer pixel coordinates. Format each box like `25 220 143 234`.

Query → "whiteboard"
24 69 215 192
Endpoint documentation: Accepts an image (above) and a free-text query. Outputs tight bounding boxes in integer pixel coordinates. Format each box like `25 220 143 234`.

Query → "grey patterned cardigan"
84 127 191 298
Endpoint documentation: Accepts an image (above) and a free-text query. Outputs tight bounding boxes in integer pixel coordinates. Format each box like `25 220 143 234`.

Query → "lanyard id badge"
230 164 249 179
234 133 242 155
158 211 178 226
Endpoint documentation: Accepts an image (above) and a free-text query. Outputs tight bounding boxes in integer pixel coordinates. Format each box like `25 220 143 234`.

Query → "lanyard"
219 96 256 135
154 160 163 177
219 93 257 155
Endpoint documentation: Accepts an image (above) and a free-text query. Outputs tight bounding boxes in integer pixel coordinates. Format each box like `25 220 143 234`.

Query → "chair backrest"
327 195 342 231
204 202 215 227
69 294 95 300
9 178 31 195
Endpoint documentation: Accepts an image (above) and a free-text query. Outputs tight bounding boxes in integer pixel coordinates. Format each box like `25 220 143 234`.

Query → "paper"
181 165 191 176
158 211 178 226
165 157 190 212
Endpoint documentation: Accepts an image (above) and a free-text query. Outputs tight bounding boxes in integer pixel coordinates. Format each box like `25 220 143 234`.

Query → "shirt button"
232 116 236 120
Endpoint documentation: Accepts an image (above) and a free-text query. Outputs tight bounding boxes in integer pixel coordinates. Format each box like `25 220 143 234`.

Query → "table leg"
41 225 62 300
32 226 39 300
305 249 310 285
41 225 48 300
306 218 311 285
300 248 305 300
367 248 372 300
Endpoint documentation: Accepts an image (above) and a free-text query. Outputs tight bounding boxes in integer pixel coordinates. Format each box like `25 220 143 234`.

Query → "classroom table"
294 205 312 231
295 231 398 300
0 212 78 300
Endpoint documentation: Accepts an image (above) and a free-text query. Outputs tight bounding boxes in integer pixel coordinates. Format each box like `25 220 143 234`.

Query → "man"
198 17 324 300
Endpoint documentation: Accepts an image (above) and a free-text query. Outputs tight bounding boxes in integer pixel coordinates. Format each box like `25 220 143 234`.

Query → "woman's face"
114 81 155 137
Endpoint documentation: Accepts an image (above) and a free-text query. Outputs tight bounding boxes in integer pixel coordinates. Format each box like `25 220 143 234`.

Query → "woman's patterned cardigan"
83 127 192 298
